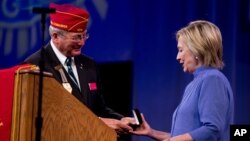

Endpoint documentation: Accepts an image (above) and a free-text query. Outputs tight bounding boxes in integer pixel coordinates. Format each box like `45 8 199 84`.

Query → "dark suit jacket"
23 43 123 119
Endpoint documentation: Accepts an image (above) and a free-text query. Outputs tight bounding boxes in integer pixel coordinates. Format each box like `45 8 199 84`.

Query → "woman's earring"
195 56 199 60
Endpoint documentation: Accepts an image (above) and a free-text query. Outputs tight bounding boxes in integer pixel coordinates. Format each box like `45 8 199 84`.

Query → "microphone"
32 7 56 14
33 6 56 141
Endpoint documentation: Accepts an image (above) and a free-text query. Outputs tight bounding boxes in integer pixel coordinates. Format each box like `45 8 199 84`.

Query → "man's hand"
99 117 134 135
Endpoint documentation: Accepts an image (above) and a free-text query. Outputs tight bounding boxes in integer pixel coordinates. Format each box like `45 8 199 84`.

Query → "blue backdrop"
1 0 250 141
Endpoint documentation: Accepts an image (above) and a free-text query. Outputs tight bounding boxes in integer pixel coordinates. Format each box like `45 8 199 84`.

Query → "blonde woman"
132 20 234 141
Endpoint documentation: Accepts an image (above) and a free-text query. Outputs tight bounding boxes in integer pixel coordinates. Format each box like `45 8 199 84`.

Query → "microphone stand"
32 7 55 141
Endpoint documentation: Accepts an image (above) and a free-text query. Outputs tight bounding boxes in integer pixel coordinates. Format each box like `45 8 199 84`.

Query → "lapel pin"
80 64 83 69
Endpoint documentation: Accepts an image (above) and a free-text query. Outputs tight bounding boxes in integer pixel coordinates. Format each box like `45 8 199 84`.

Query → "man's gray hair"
49 25 66 36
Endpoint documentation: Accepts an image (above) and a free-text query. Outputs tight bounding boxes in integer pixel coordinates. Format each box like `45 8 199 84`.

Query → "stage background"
1 0 250 141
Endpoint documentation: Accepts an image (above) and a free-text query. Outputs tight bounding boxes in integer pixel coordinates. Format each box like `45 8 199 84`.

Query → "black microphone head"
32 7 56 14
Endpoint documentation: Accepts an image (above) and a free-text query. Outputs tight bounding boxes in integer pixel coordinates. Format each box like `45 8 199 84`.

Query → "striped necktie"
65 57 78 86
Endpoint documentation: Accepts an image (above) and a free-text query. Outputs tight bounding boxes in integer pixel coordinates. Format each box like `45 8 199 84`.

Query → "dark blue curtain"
1 1 250 141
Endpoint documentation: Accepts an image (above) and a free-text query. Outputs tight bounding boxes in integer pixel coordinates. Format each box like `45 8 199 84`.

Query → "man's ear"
51 32 59 39
51 32 61 46
51 32 61 43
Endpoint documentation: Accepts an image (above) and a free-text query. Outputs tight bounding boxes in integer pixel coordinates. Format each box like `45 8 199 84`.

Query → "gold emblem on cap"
77 29 83 32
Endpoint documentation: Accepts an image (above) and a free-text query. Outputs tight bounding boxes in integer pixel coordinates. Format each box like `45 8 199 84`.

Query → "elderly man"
24 3 134 136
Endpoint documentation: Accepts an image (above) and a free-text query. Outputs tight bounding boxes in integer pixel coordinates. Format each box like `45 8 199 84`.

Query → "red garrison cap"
49 3 89 33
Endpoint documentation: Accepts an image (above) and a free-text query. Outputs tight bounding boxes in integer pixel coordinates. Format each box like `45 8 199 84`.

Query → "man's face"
54 31 88 57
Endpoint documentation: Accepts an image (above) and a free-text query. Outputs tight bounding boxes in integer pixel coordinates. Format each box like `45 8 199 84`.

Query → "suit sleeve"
92 62 124 119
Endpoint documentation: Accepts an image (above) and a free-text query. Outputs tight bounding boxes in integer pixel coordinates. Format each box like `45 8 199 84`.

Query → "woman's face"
176 36 201 73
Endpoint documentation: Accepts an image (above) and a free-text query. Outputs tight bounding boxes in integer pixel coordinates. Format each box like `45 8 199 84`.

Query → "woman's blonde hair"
176 20 224 69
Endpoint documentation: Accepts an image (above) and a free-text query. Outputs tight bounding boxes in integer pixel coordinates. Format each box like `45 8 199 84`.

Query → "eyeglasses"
59 32 89 42
70 33 89 42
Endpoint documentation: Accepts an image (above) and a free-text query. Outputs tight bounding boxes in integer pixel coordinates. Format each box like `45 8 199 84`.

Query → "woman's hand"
130 114 152 136
130 114 171 141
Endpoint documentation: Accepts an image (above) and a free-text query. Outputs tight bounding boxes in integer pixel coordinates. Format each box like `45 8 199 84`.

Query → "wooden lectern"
10 69 117 141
